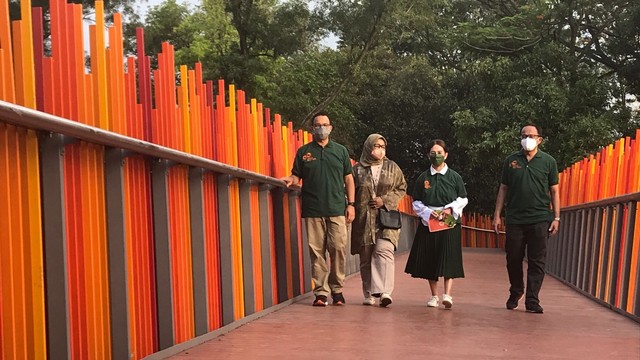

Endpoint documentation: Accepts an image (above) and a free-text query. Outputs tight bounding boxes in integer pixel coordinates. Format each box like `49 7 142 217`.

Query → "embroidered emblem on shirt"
302 152 316 161
510 160 522 169
424 180 431 189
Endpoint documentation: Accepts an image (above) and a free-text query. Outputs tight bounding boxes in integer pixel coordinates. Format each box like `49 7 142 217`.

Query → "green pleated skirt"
404 223 464 280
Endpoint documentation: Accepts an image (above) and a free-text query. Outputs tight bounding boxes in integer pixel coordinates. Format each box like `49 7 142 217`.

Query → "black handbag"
378 208 402 229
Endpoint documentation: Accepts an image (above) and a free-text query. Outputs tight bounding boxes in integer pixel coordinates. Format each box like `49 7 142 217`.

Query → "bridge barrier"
0 100 306 359
1 1 638 359
549 193 640 322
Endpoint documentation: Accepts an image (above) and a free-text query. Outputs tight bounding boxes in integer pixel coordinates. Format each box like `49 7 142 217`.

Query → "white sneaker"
362 296 376 305
427 295 439 307
442 294 453 309
380 294 393 307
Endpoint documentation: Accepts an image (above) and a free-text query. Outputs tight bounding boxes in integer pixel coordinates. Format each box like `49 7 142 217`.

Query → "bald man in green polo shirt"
493 124 560 314
281 113 356 307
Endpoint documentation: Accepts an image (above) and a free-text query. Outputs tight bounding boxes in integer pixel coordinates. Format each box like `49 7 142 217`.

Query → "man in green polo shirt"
492 124 560 314
281 113 355 306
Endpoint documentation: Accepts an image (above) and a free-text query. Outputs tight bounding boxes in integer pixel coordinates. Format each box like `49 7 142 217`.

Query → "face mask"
313 126 331 140
371 148 385 159
429 154 445 167
521 137 538 151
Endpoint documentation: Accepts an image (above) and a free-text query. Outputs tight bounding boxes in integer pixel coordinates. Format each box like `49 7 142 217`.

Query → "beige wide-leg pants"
359 238 395 297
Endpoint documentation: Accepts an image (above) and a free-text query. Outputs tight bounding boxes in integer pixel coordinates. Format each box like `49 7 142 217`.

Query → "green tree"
456 0 640 95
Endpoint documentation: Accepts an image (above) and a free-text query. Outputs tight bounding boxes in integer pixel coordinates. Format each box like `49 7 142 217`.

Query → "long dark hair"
427 139 448 153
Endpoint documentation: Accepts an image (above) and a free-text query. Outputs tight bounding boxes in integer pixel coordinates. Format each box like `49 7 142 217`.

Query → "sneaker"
506 294 523 310
380 294 393 307
427 295 439 307
525 304 544 314
312 295 328 306
442 294 453 309
332 293 346 306
362 296 376 306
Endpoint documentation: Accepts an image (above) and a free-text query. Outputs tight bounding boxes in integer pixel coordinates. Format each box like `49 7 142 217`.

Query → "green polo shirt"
500 149 559 224
292 140 352 218
412 166 467 224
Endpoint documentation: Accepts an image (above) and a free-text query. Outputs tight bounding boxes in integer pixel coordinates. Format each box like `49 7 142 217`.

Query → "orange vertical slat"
203 174 221 331
93 1 109 129
0 0 16 102
11 21 25 106
180 66 191 153
0 124 7 358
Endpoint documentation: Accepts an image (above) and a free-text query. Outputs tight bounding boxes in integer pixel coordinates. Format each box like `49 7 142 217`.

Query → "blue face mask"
313 126 331 140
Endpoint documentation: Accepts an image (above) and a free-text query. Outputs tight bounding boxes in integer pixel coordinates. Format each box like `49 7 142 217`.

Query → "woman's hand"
368 197 383 209
432 208 452 220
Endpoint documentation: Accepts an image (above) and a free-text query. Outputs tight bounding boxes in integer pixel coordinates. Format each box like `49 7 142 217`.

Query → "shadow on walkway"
167 248 640 360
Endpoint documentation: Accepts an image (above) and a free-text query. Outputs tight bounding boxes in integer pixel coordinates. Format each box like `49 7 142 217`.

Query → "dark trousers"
505 222 549 306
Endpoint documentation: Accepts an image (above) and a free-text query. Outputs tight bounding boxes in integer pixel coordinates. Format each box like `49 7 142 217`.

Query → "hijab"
359 133 387 167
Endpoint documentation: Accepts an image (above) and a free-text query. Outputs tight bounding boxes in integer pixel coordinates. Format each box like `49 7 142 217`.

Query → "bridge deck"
167 249 640 360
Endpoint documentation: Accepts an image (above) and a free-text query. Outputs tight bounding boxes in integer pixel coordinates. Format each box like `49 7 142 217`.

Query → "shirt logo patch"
510 160 522 169
424 180 431 189
302 152 317 162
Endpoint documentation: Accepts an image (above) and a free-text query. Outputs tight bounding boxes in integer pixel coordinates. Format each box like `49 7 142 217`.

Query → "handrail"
0 100 287 188
560 192 640 212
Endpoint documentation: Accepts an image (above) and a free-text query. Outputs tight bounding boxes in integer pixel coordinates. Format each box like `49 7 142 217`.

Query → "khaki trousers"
304 216 347 296
359 238 395 297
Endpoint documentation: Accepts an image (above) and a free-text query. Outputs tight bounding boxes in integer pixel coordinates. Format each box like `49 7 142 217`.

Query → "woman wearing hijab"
404 139 468 309
351 134 407 307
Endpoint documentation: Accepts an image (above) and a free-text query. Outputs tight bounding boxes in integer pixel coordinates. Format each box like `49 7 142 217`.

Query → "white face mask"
372 148 385 159
312 126 331 140
521 137 538 151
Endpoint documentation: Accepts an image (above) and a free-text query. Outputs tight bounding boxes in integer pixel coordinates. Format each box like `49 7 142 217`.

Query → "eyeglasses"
312 124 331 129
373 144 386 149
521 134 541 139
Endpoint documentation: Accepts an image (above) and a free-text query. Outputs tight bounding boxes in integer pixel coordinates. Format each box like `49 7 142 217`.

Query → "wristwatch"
347 202 355 206
553 217 560 222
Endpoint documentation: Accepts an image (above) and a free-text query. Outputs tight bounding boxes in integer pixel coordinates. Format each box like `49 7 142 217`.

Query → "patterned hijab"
359 133 387 167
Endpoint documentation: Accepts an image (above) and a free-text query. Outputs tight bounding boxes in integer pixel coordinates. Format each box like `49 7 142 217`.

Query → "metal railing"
549 193 640 322
0 101 309 359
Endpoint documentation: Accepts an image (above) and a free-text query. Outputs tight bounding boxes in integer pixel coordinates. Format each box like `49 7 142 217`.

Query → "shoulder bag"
379 208 402 229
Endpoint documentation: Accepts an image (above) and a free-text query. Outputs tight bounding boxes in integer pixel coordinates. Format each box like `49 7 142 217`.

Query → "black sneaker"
332 293 346 305
506 294 523 310
312 295 328 306
525 304 544 314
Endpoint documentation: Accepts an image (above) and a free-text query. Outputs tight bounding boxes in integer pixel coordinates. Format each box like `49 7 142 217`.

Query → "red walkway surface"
166 249 640 360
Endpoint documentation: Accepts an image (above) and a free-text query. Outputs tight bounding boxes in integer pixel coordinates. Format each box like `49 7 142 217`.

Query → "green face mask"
429 154 445 167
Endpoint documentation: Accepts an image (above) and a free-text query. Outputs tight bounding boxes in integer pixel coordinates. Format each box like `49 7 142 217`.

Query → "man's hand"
548 220 559 235
492 216 502 234
368 197 383 209
280 175 296 188
345 205 355 224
